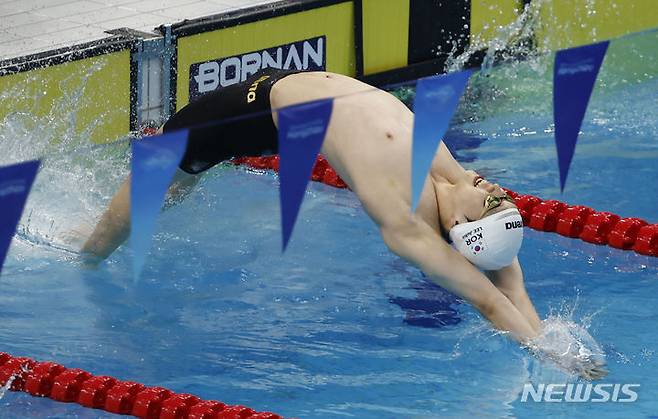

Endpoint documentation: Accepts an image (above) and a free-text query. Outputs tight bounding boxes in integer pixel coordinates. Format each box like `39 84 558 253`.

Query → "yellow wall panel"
536 0 658 50
176 3 355 109
470 0 521 46
362 0 409 75
0 50 131 144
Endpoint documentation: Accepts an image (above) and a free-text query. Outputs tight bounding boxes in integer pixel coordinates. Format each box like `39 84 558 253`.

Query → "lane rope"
0 352 284 419
5 153 654 417
231 154 658 257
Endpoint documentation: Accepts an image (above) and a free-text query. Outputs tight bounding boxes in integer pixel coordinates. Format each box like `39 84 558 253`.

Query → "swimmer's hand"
525 317 609 381
573 356 608 381
527 343 609 381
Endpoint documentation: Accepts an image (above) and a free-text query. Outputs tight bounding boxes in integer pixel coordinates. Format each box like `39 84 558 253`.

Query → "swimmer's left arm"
486 259 542 333
428 142 467 184
379 217 539 344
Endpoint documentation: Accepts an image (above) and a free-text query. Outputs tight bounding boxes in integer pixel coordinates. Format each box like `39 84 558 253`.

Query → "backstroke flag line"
554 41 609 192
131 130 188 278
278 98 333 251
411 70 471 212
0 160 40 277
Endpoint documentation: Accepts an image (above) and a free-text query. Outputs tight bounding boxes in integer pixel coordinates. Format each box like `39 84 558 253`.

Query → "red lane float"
556 206 594 238
233 155 348 189
232 155 658 257
0 353 284 419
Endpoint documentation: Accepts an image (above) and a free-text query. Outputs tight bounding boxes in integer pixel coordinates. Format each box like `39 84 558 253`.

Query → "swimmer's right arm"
379 216 539 344
353 181 537 343
382 220 608 379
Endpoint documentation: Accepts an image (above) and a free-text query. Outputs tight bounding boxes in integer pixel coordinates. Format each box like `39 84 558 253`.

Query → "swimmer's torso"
270 71 440 230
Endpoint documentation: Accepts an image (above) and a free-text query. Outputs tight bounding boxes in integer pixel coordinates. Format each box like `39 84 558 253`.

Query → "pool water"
1 31 657 419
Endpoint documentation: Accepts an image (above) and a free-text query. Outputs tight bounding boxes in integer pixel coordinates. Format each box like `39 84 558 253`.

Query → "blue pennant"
131 130 188 278
554 41 609 192
411 70 471 212
278 99 333 251
0 160 40 276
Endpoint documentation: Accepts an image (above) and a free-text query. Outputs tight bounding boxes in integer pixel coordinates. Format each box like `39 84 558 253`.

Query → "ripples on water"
0 3 657 417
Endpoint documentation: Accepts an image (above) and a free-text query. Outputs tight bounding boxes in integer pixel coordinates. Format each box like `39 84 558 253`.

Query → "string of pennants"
0 39 622 277
233 155 658 257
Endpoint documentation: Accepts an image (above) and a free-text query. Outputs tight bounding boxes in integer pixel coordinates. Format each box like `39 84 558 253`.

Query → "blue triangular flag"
278 99 333 251
131 130 188 278
554 41 609 192
0 160 40 276
411 70 471 212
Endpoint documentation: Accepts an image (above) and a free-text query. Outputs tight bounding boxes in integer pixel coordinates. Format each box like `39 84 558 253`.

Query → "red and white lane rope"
0 352 284 419
3 157 654 417
232 155 658 257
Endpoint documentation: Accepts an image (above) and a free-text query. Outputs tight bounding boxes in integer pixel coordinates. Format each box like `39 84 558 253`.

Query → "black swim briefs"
163 68 301 174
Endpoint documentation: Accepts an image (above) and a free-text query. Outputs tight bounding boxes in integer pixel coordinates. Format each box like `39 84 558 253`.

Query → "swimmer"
81 69 607 379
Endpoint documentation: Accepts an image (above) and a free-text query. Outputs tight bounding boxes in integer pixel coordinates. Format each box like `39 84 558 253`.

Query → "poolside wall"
0 0 656 143
0 36 136 144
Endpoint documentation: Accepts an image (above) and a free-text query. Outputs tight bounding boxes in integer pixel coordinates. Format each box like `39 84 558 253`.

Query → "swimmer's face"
437 170 516 234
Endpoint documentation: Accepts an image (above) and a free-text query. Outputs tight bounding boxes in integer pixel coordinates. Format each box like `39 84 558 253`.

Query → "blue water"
1 35 658 419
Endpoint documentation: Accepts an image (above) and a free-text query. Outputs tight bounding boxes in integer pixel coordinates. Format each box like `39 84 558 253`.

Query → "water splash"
0 60 131 257
0 373 15 400
441 0 658 131
445 0 546 74
526 298 607 380
0 362 32 400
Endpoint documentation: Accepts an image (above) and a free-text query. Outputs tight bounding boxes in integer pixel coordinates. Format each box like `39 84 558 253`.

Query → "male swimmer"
81 69 607 379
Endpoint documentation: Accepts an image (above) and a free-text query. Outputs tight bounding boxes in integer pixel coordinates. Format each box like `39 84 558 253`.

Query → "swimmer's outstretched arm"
80 168 198 266
485 260 609 379
379 215 609 379
378 212 539 343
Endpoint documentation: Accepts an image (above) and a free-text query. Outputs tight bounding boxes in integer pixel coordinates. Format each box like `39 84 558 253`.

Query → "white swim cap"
448 208 524 270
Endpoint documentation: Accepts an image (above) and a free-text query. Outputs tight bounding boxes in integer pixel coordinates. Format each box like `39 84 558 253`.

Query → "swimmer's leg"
80 168 199 267
81 174 131 266
164 168 200 209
